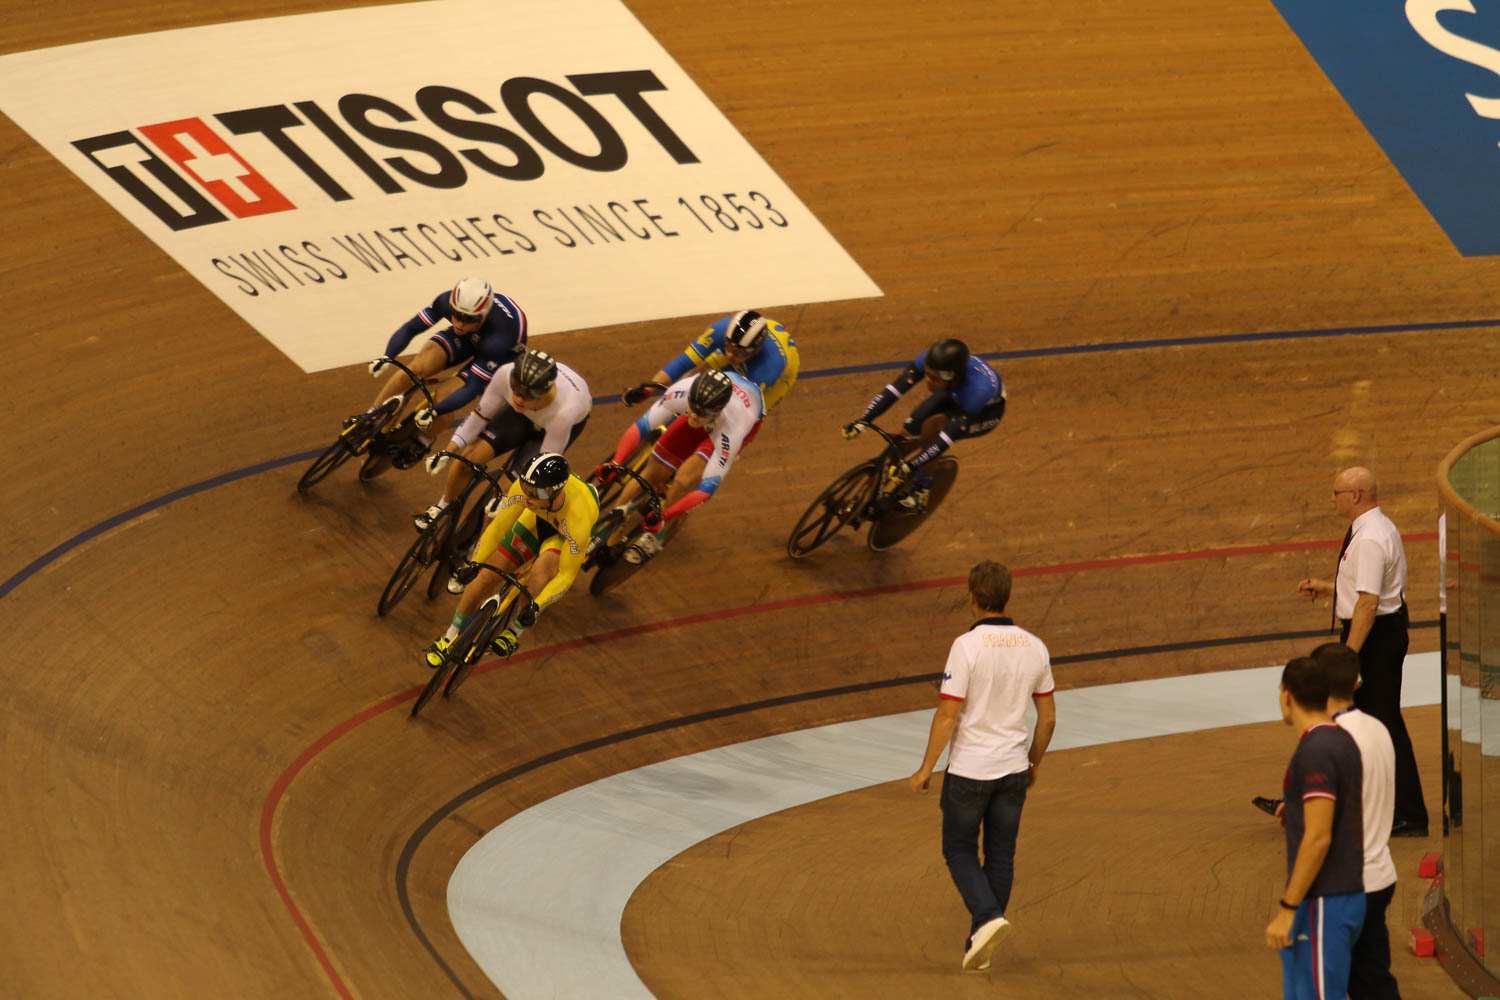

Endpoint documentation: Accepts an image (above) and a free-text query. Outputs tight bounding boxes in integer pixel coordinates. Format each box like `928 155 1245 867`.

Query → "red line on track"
259 529 1439 995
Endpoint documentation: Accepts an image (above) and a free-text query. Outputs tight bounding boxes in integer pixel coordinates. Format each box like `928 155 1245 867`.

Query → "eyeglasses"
452 310 484 325
926 368 957 383
521 482 558 502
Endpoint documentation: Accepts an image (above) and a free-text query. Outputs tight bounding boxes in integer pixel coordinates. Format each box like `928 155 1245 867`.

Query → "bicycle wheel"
377 521 443 616
445 589 523 697
424 508 463 601
411 597 494 718
297 438 355 492
589 516 686 595
786 461 879 558
867 458 960 551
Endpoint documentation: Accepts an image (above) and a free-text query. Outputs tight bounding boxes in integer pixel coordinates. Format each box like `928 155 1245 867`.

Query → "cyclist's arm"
532 545 588 610
660 417 748 521
450 364 515 448
383 296 445 356
430 366 491 416
859 363 922 422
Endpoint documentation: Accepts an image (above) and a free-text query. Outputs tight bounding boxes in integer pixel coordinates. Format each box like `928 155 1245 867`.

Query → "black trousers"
1348 882 1400 1000
1342 606 1428 828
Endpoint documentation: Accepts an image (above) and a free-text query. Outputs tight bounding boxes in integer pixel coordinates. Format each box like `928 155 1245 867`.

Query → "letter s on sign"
1406 0 1500 119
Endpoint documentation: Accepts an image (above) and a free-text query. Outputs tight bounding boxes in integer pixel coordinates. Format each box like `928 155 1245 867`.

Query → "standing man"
1294 467 1427 836
1314 642 1402 999
909 561 1056 972
1265 656 1366 999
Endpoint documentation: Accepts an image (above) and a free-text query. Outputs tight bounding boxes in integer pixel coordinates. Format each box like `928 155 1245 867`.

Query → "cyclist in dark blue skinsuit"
843 338 1006 508
362 276 529 468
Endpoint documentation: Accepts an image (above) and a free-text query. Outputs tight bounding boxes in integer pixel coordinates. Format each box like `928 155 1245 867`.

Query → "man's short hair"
1281 655 1330 711
1311 642 1360 699
969 561 1012 612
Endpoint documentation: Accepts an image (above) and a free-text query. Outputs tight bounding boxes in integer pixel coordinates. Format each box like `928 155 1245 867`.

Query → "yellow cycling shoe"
424 636 452 669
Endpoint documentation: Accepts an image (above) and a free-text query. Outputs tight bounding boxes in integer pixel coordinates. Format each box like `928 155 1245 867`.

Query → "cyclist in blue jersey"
843 338 1005 509
357 276 529 468
621 309 799 414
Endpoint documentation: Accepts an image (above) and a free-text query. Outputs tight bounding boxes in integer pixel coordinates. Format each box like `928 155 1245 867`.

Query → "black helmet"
688 370 734 417
520 452 570 501
725 310 769 353
511 348 559 399
924 338 970 382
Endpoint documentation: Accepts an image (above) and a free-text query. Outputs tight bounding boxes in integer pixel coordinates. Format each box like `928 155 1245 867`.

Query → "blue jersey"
661 315 799 412
384 290 529 414
909 350 1003 415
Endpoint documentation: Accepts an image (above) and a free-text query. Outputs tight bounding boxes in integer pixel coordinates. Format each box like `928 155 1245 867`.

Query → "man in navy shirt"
1266 655 1366 999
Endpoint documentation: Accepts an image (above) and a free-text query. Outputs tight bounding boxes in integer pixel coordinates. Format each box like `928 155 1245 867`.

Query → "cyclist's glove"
452 562 480 585
622 383 658 406
426 452 450 476
516 602 539 629
368 358 388 378
593 463 619 486
642 507 664 533
841 421 864 440
414 406 437 429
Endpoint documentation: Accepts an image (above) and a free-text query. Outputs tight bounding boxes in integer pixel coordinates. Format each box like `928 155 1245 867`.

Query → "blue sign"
1270 0 1500 255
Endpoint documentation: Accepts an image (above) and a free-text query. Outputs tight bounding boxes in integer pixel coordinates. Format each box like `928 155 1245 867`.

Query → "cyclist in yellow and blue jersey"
424 453 599 665
621 309 799 414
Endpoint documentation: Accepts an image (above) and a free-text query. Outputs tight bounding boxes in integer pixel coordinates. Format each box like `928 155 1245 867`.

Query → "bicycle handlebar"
848 421 910 451
597 462 665 516
376 355 438 413
465 563 536 607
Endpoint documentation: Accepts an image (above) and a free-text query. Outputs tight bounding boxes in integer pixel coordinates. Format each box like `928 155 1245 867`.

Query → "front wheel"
412 596 496 718
867 457 960 551
445 590 523 697
297 438 355 493
786 461 879 558
377 527 439 616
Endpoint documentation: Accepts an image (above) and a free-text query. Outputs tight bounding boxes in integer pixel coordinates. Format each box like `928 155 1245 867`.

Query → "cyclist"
842 338 1005 510
622 309 798 414
358 276 529 468
424 452 600 665
415 348 592 533
604 369 764 563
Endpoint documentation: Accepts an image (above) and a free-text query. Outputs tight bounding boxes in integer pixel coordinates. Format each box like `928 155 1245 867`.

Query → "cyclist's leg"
373 339 448 409
664 453 707 508
439 438 497 505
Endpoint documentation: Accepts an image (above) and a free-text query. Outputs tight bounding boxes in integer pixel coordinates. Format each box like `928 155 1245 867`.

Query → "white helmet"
450 276 494 324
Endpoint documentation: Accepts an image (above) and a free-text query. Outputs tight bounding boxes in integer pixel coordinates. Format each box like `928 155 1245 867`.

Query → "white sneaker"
962 916 1011 971
623 531 663 565
445 574 466 595
413 503 445 531
898 487 930 512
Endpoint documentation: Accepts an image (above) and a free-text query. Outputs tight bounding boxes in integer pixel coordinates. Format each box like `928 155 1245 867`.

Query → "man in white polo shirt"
909 561 1056 972
1314 641 1402 999
1293 466 1426 836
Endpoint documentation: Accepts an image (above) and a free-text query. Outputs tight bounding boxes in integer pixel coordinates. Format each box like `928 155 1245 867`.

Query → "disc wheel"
786 461 879 558
867 458 959 551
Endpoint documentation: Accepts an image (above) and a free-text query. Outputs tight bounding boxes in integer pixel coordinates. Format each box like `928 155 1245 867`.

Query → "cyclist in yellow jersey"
424 453 599 665
620 309 799 413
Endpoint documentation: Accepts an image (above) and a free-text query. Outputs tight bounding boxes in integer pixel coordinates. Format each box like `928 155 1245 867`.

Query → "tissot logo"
0 0 880 373
75 72 695 232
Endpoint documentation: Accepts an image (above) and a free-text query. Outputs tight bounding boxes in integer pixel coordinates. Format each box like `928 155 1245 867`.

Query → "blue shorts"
1280 892 1365 1000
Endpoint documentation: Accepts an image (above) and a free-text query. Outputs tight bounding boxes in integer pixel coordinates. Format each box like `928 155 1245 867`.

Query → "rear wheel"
867 458 959 551
589 516 686 595
786 461 879 558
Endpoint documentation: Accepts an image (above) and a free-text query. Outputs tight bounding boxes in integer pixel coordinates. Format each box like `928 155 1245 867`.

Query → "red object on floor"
1410 928 1436 957
1419 851 1442 879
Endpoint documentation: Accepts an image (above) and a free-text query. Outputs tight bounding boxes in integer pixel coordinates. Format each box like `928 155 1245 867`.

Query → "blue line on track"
6 316 1494 603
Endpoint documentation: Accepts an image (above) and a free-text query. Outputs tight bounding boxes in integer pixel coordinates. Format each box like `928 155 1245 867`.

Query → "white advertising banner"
0 0 881 371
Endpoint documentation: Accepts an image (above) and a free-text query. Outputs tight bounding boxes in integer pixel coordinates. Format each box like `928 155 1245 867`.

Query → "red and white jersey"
643 371 764 492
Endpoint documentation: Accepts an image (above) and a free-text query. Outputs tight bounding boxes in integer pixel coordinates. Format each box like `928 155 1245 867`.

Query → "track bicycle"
296 356 437 492
375 451 510 616
581 463 670 595
411 564 534 718
785 421 959 558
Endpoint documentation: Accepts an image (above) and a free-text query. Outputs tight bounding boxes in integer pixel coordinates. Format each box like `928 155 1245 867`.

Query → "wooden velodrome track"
3 0 1497 997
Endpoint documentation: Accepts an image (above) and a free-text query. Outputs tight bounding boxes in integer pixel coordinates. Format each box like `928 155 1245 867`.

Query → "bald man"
1295 468 1427 837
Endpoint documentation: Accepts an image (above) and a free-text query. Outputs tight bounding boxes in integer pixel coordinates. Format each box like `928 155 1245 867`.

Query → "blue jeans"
940 769 1028 934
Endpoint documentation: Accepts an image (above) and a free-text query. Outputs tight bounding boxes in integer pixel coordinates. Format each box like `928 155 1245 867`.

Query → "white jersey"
644 371 764 493
451 360 591 453
1334 706 1398 892
939 617 1055 781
